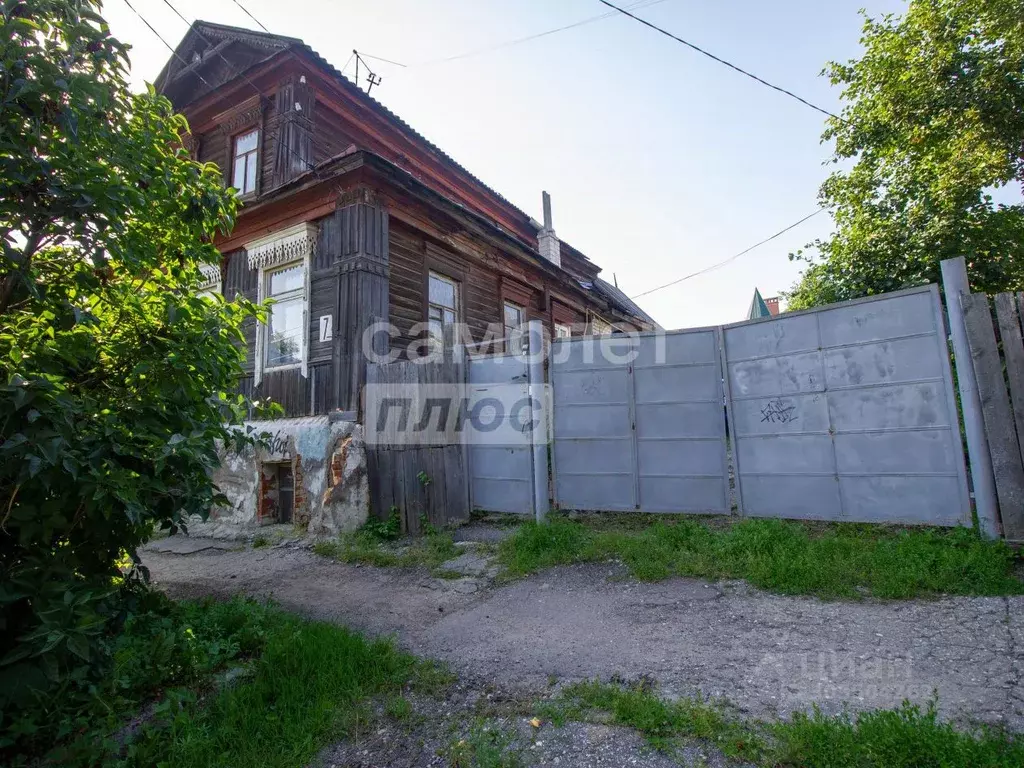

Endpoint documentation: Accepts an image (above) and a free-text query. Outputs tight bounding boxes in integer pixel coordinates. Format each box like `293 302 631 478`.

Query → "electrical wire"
629 208 825 300
228 0 268 32
596 0 841 121
121 0 213 89
156 0 330 176
414 0 670 67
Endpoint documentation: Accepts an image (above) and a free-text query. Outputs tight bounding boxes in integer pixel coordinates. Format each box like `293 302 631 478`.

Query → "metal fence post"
940 257 1000 538
526 320 549 523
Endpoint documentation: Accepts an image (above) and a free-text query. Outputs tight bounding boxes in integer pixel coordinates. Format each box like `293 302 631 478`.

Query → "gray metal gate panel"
551 336 637 510
467 352 533 514
551 329 729 513
723 285 971 525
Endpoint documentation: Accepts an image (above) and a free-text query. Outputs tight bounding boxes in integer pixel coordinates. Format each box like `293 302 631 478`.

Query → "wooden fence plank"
995 292 1024 456
364 354 469 532
962 292 1024 540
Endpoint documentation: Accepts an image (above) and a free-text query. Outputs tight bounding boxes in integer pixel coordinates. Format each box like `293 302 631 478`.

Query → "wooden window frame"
427 270 460 345
261 260 307 374
231 127 261 198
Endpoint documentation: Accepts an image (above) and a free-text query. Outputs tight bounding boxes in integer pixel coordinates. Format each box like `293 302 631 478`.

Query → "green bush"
0 0 270 750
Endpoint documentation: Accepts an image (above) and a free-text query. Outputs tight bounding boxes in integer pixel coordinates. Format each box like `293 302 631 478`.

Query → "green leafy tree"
0 0 267 743
788 0 1024 309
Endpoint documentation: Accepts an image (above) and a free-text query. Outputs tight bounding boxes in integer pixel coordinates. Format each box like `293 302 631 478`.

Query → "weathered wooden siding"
365 357 469 533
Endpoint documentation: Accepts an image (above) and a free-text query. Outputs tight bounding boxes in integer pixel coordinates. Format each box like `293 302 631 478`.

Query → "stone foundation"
209 415 368 536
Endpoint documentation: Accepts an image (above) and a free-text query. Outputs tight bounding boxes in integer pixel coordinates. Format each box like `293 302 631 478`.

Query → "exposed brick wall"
292 456 308 525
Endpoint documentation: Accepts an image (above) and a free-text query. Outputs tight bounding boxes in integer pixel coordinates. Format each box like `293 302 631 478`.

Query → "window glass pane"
235 129 258 155
555 324 571 338
266 295 303 367
245 156 257 193
428 273 456 309
268 264 303 295
428 306 442 321
443 309 455 325
233 156 246 191
504 303 522 329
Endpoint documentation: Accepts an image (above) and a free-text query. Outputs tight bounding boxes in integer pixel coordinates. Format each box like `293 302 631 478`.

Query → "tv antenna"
352 50 383 94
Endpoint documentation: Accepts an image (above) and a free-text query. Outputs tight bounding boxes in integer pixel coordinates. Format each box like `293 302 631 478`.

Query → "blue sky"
104 0 909 329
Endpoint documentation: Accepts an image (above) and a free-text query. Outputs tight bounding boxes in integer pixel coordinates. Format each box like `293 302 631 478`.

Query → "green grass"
498 515 1024 599
313 519 460 572
124 607 450 767
537 680 1024 767
445 718 524 768
16 596 454 768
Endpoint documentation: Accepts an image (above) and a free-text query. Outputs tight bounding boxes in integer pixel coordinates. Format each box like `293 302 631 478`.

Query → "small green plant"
417 470 432 488
252 534 270 548
385 694 413 721
362 506 403 541
446 718 523 768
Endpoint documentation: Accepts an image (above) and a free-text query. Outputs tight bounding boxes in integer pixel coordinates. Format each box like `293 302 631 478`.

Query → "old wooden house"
155 21 657 531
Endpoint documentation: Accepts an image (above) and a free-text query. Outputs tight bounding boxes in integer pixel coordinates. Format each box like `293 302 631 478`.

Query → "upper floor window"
503 302 524 338
265 262 305 369
554 323 571 339
428 271 459 344
233 128 259 195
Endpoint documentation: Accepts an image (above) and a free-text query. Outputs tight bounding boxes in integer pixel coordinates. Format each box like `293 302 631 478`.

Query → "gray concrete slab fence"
366 271 1024 533
549 284 973 527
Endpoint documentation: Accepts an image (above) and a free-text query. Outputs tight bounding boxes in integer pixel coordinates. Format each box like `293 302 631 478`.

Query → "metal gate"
466 322 548 516
551 328 729 513
723 285 971 525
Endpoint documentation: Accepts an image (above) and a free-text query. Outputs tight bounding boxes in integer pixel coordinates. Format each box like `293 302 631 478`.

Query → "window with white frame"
264 262 305 369
428 271 459 345
554 323 571 339
503 301 524 338
232 128 259 195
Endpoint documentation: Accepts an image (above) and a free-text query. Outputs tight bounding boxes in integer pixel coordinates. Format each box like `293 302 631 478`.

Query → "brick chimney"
765 296 780 316
537 191 560 267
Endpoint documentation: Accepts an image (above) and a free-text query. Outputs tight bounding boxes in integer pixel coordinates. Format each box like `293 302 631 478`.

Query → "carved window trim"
248 223 318 386
219 99 266 199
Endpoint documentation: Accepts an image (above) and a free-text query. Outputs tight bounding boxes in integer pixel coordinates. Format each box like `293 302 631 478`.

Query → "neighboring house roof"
592 278 661 329
747 288 772 320
156 20 655 328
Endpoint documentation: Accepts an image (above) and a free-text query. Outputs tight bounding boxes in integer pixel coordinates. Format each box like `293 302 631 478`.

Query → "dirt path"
142 543 1024 733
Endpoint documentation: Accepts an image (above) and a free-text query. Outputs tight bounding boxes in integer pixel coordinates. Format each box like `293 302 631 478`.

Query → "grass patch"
11 596 452 768
497 515 1024 599
252 534 270 548
445 717 524 768
124 607 446 767
537 680 1024 767
313 512 460 572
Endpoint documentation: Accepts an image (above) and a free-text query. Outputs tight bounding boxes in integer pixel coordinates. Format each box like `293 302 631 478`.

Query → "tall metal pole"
526 320 549 523
940 257 1000 538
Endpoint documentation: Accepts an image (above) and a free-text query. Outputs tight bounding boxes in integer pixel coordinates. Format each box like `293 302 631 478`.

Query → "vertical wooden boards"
962 292 1024 540
995 292 1024 457
364 357 470 530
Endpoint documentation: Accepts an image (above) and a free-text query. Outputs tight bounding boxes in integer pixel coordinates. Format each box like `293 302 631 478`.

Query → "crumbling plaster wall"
210 415 368 536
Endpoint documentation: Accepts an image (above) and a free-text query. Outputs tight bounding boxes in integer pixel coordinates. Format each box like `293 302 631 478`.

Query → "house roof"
157 20 656 327
592 278 661 329
747 288 772 320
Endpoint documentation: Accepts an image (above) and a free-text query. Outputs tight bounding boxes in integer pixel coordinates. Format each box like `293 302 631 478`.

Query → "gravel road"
142 541 1024 765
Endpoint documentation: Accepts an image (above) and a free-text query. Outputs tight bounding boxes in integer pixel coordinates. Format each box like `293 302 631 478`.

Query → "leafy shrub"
0 0 270 750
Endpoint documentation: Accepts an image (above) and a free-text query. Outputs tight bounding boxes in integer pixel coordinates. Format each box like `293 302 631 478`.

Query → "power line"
156 0 328 176
415 0 670 67
596 0 841 121
629 208 825 300
228 0 269 32
120 0 212 89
